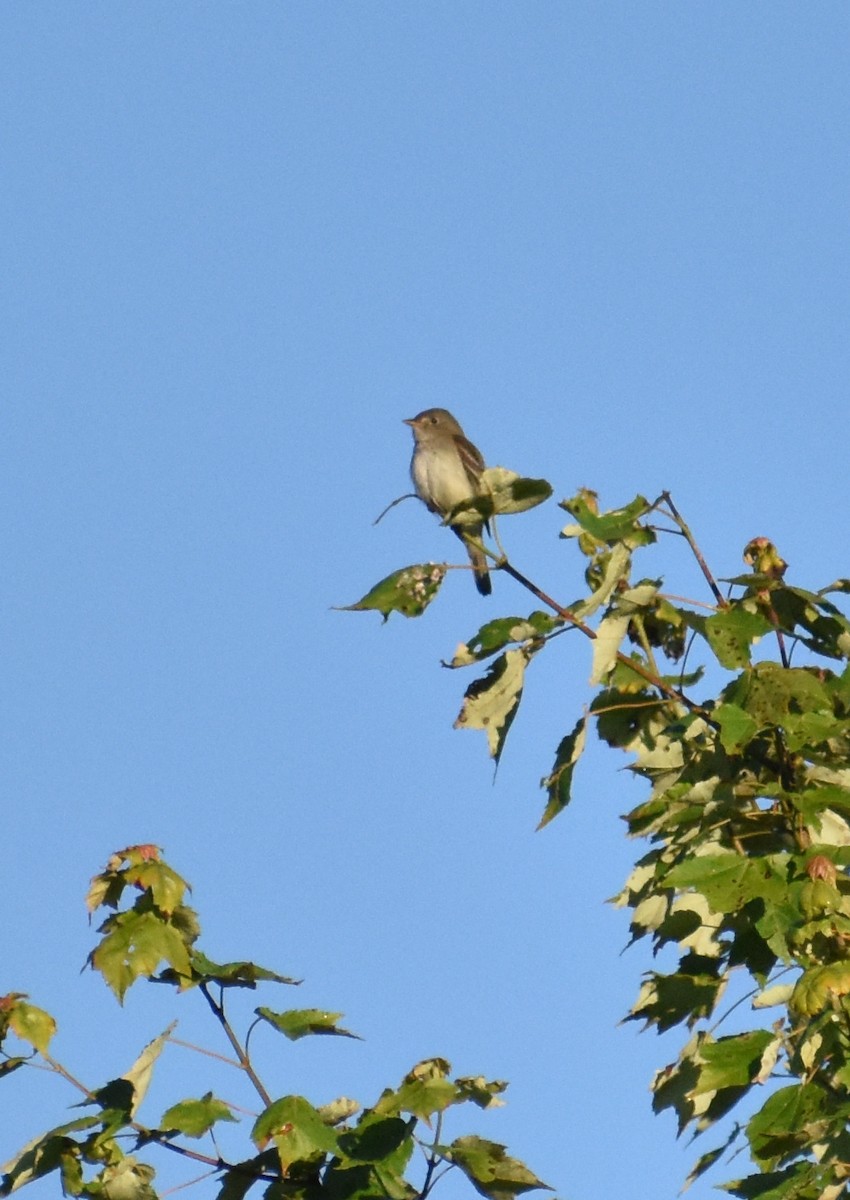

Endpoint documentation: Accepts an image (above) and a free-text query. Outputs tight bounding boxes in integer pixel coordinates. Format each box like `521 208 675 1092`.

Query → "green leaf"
340 565 447 621
683 1123 743 1191
160 1093 237 1138
179 951 300 989
255 1007 360 1041
792 784 850 825
0 1117 101 1193
336 1114 413 1166
89 909 192 1001
96 1157 157 1200
323 1161 416 1200
560 493 654 547
590 612 630 683
730 663 833 727
538 715 587 829
126 861 189 916
769 584 850 659
694 1030 777 1095
746 1082 829 1168
214 1151 278 1200
454 1076 508 1109
591 685 669 752
570 542 632 619
447 470 552 525
782 709 845 752
791 962 850 1016
449 1136 551 1200
372 1058 460 1121
628 967 726 1033
692 608 774 669
8 1000 56 1055
666 853 790 914
713 703 759 753
484 469 552 515
454 648 528 763
379 1075 459 1121
326 1112 415 1200
252 1095 339 1170
449 612 561 667
85 845 175 914
720 1162 830 1199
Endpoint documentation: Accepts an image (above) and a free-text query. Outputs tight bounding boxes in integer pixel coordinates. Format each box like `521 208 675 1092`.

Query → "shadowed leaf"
167 951 300 989
539 716 587 829
449 1136 552 1200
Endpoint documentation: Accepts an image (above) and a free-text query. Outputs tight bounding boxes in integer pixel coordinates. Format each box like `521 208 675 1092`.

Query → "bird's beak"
403 417 416 427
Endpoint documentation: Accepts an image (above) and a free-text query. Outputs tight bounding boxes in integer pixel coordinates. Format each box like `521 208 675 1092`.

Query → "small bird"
404 408 492 595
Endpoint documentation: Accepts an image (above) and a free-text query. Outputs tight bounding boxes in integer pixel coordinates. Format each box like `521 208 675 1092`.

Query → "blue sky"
3 5 849 1197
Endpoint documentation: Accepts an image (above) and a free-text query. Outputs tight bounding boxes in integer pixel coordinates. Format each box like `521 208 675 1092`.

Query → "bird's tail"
454 527 491 595
470 547 492 595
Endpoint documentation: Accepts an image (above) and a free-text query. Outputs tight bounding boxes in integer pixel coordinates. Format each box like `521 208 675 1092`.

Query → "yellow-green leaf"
160 1093 237 1138
9 1001 56 1055
340 565 447 621
454 649 527 762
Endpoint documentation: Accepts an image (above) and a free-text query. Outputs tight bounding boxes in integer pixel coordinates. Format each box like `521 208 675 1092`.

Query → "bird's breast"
411 445 476 515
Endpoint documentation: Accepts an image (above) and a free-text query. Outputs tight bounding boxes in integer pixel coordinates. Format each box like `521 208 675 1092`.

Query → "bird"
403 408 492 595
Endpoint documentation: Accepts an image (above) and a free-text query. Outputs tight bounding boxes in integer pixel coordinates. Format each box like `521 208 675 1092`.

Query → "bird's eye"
430 415 438 425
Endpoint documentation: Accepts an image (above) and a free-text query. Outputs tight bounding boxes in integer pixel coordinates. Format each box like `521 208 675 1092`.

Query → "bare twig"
658 491 728 609
167 1035 242 1069
373 493 418 525
160 1168 220 1195
200 983 273 1109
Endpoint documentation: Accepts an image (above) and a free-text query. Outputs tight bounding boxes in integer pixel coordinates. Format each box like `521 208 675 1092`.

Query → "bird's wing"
453 433 485 487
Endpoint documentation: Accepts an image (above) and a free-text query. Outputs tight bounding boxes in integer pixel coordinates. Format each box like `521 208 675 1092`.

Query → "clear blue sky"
3 5 848 1197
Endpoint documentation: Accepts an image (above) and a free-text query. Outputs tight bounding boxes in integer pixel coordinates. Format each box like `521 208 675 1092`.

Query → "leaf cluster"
350 478 850 1196
2 847 549 1200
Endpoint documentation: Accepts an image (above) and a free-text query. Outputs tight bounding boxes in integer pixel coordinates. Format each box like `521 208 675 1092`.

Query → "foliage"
349 480 850 1197
1 846 549 1200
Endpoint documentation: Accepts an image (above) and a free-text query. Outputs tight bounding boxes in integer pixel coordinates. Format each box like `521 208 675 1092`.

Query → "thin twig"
160 1168 220 1195
373 493 418 525
658 491 728 609
167 1035 242 1069
42 1054 96 1100
497 558 703 713
418 1111 444 1200
40 1049 279 1186
200 983 273 1109
658 592 719 612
